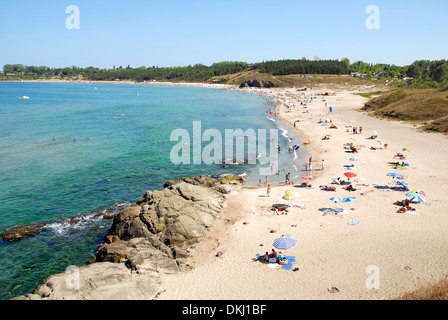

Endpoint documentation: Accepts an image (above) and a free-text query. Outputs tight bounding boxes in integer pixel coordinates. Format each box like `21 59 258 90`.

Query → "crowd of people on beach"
252 87 427 219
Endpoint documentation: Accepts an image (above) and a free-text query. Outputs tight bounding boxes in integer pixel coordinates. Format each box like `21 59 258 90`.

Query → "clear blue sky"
0 0 446 68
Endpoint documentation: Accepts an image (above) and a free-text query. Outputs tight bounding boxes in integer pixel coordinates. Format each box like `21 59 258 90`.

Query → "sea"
0 81 308 299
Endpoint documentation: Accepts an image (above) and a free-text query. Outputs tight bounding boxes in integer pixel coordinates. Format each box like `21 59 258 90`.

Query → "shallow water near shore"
0 82 307 299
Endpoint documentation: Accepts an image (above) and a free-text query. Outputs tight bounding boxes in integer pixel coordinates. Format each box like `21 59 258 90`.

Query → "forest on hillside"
2 59 447 87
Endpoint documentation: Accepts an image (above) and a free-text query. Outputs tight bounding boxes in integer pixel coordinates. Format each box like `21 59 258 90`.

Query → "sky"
0 0 447 68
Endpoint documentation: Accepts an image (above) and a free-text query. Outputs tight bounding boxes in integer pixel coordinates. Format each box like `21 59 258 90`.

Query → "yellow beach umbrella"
283 194 297 200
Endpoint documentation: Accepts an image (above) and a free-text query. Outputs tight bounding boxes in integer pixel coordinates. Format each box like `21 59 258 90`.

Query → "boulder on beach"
15 176 238 300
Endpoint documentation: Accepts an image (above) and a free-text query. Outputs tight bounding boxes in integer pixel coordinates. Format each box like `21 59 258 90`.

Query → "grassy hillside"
361 88 448 133
395 279 448 300
213 70 393 90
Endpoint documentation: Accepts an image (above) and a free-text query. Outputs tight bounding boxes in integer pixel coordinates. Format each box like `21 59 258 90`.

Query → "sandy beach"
156 87 448 300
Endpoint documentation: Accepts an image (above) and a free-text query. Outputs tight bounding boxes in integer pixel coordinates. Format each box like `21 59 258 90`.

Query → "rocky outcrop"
14 175 239 300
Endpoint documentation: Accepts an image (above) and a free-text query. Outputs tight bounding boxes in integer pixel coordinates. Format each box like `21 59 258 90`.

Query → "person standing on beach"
322 159 325 171
267 184 271 197
265 176 269 186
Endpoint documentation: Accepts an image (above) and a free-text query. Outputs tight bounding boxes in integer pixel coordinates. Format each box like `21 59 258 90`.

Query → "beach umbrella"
282 194 297 200
406 192 419 197
402 148 409 152
408 190 426 196
344 172 357 178
321 208 344 214
410 196 425 203
330 196 343 203
387 173 403 178
350 157 360 161
342 197 356 203
415 190 426 196
285 189 299 196
302 175 314 180
273 236 297 251
397 181 410 191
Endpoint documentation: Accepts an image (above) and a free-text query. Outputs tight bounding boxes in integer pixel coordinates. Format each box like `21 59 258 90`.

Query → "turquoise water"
0 82 307 299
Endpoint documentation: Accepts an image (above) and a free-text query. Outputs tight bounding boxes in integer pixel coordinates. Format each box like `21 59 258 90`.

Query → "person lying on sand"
274 207 289 215
345 185 356 192
320 185 336 192
397 206 415 213
394 199 411 206
298 182 312 188
322 135 330 140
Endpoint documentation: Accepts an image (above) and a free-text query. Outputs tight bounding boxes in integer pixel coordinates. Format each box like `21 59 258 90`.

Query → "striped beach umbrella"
330 196 343 203
342 197 356 203
273 236 297 251
410 196 425 203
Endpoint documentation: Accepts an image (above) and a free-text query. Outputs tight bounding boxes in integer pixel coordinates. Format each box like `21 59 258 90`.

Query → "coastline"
12 82 448 300
155 86 448 300
1 78 240 90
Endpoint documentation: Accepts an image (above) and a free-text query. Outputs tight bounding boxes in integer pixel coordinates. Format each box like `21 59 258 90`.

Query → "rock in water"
15 176 238 300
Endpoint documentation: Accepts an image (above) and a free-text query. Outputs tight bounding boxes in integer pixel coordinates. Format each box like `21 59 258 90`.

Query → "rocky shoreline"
13 175 240 300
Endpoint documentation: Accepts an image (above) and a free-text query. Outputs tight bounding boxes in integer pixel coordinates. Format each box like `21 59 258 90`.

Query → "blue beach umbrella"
410 196 425 203
397 181 410 191
330 196 343 203
273 236 297 251
342 197 356 202
387 173 402 178
321 207 345 214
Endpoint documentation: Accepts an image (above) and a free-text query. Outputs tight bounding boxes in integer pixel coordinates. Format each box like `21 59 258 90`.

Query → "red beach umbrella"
344 172 357 178
302 175 314 180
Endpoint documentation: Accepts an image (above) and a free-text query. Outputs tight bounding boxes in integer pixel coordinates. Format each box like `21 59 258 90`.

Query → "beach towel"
281 256 296 271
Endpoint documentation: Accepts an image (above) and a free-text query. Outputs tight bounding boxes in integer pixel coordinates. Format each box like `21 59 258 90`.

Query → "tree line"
2 59 447 85
406 60 448 83
1 62 249 82
253 59 349 75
